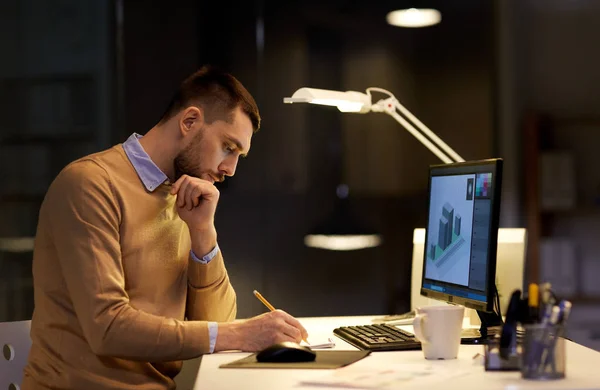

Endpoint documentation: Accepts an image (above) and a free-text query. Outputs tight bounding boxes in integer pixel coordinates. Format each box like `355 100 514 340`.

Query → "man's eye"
225 145 234 152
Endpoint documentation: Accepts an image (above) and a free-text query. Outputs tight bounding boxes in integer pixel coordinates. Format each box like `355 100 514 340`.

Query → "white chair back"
0 320 32 390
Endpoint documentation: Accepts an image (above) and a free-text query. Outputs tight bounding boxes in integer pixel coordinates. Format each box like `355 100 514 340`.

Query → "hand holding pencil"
212 290 310 352
254 290 309 344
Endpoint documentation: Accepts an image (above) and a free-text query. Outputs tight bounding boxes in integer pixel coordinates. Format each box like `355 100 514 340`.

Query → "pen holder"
521 323 565 380
484 336 521 371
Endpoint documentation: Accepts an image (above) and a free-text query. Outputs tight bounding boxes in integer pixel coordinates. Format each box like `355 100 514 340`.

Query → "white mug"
412 305 464 360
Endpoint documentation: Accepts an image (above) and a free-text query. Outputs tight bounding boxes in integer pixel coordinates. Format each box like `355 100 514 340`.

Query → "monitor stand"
461 309 504 345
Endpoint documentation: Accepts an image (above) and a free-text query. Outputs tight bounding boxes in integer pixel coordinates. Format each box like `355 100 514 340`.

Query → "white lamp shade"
283 87 371 113
386 8 441 28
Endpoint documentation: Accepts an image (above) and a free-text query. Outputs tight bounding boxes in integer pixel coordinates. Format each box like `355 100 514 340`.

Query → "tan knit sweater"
23 145 237 389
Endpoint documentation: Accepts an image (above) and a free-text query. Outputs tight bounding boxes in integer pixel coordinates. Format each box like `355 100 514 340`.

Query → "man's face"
174 106 253 183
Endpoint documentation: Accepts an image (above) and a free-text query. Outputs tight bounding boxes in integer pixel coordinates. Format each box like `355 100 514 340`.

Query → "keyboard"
333 323 421 351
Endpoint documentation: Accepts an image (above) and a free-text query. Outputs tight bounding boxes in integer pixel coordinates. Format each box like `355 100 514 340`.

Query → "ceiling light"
386 8 441 28
303 184 382 251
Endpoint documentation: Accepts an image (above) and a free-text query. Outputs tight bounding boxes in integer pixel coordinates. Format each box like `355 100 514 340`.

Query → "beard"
174 130 205 181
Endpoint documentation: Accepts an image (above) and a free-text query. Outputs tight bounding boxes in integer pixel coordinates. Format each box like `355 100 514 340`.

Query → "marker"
528 283 539 322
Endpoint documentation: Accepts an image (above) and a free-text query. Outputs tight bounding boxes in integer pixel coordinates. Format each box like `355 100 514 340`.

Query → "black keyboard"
333 323 421 351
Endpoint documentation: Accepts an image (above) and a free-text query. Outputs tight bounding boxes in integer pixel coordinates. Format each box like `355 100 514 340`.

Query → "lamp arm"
368 90 465 163
392 99 465 163
385 107 455 164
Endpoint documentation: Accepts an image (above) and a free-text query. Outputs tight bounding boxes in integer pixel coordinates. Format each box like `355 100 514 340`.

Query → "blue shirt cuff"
208 322 218 353
190 243 220 264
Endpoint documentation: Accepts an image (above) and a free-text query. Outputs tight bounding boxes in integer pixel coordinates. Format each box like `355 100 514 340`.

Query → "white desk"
193 316 600 390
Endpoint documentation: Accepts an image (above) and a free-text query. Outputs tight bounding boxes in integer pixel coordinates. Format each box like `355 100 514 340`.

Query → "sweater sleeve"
46 160 209 361
186 250 237 323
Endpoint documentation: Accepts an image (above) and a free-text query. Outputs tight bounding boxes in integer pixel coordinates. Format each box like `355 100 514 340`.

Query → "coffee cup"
412 305 464 359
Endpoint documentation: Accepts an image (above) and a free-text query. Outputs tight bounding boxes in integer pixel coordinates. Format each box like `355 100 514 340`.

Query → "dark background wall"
118 0 495 318
1 0 599 349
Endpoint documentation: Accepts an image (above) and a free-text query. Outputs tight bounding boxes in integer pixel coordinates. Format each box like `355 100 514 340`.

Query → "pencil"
253 290 308 343
253 290 276 311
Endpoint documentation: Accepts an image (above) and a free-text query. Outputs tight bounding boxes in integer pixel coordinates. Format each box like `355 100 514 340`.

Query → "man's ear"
179 106 204 136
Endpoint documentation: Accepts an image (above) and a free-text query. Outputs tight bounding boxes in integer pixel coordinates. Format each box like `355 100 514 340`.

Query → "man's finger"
282 314 309 340
177 178 191 208
279 334 298 344
186 184 196 211
187 182 212 208
170 174 187 194
190 186 202 208
281 323 302 342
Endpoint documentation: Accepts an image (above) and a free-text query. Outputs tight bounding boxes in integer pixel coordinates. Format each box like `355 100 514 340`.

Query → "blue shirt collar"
122 133 169 192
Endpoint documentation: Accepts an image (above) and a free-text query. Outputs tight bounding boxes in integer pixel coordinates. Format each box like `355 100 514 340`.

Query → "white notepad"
301 337 336 349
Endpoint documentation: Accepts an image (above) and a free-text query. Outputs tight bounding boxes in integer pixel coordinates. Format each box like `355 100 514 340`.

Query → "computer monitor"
420 159 503 337
411 227 526 316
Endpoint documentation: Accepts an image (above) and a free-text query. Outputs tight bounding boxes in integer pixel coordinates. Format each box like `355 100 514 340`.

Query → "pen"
558 300 572 324
541 300 572 373
539 294 556 327
253 290 309 343
539 283 552 319
537 305 561 375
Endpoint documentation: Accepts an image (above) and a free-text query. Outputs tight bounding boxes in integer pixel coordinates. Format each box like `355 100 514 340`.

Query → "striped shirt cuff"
190 243 220 264
208 322 218 353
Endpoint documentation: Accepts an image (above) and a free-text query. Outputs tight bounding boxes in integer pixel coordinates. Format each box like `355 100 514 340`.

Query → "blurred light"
386 8 441 28
0 237 35 252
304 234 382 251
336 184 350 199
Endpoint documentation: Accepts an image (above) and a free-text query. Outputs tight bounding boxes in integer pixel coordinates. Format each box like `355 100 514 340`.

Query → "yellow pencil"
253 290 277 311
253 290 308 343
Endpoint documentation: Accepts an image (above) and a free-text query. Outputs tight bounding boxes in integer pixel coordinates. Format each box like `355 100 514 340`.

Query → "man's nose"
220 157 238 177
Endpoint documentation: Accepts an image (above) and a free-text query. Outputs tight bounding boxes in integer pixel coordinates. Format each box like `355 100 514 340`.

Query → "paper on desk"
300 363 468 389
301 337 336 349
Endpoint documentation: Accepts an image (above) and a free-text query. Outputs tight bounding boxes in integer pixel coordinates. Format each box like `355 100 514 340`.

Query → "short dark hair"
160 65 260 132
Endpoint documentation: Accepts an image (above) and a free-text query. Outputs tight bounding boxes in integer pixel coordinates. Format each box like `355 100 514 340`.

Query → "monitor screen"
420 159 503 312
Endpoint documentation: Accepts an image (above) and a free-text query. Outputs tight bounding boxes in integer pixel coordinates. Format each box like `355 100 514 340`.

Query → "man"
23 66 308 389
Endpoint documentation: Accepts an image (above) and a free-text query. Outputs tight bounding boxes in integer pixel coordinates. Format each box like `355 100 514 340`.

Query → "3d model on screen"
429 202 465 266
425 174 478 287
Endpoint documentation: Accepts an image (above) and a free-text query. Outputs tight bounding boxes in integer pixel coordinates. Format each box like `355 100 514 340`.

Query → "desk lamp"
283 87 465 250
284 87 464 164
